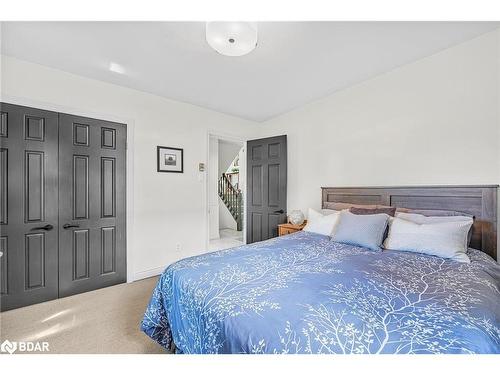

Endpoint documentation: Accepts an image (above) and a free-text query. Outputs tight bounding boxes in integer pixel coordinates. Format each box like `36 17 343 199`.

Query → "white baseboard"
133 266 166 281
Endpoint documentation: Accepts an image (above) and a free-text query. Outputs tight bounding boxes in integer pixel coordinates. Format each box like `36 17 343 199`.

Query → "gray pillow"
331 211 389 251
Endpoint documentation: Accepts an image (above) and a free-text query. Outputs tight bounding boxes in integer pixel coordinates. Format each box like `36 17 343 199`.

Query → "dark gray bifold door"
0 103 59 311
246 135 287 243
58 114 126 297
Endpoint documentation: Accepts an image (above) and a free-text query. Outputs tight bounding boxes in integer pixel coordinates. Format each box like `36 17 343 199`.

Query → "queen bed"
141 186 500 354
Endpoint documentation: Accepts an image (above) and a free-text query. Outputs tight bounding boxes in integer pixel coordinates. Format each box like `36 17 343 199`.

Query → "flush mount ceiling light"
206 22 258 57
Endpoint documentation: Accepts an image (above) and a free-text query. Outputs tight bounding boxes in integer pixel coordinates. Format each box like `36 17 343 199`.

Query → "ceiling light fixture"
206 22 258 57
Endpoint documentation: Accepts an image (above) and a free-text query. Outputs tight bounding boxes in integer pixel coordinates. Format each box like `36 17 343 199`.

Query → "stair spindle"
218 173 243 231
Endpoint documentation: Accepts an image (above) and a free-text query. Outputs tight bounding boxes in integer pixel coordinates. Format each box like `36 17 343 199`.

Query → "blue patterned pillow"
331 210 389 251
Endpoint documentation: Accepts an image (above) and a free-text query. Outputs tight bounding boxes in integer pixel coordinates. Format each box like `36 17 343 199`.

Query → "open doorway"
208 134 246 251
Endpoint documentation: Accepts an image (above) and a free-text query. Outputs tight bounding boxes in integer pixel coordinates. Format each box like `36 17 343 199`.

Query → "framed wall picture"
157 146 184 173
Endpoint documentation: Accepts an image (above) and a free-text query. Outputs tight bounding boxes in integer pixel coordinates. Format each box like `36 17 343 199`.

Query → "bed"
141 185 500 354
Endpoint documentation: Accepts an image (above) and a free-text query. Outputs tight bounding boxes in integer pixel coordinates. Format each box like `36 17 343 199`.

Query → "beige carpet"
0 277 167 354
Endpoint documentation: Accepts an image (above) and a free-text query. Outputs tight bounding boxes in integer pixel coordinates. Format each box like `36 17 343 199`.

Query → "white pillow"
384 217 473 263
303 208 340 236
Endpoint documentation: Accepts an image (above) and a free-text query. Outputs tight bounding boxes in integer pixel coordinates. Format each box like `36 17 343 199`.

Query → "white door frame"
205 130 247 250
0 94 136 283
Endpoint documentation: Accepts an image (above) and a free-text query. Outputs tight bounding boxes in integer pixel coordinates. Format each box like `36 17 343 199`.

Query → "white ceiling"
1 22 498 122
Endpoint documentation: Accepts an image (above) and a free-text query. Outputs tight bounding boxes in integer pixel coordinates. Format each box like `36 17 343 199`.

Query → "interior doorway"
207 134 245 251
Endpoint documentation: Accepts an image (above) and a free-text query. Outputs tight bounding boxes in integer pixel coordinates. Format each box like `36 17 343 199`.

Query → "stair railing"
218 173 243 231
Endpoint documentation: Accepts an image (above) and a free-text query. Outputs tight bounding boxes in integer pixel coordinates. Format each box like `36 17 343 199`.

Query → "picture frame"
157 146 184 173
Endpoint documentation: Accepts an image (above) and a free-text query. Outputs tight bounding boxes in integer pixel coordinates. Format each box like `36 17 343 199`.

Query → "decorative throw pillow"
303 208 340 236
331 210 390 251
323 202 377 211
350 206 396 217
383 217 473 263
351 206 396 242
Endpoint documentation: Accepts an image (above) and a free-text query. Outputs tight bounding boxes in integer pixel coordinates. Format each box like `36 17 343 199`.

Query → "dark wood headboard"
321 185 498 260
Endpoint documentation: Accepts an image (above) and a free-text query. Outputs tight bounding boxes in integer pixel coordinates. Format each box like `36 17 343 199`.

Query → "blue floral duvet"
141 231 500 354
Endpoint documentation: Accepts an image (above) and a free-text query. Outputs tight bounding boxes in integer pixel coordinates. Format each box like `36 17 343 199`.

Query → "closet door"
58 114 126 297
0 103 59 311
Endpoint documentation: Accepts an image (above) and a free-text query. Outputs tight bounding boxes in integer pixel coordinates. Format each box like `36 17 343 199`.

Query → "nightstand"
278 221 307 236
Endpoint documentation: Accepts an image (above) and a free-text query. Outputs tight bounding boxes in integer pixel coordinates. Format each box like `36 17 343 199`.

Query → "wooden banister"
218 173 243 231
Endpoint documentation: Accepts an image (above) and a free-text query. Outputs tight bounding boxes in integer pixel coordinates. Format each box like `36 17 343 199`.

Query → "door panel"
0 103 59 311
58 114 126 298
246 135 287 243
1 148 8 224
0 236 7 294
25 233 46 289
25 151 45 222
73 155 89 220
101 157 116 217
73 229 90 280
101 226 116 274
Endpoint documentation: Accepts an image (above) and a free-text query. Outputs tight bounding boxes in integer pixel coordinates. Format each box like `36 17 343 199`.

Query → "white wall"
208 136 220 239
218 140 242 176
0 55 257 280
256 30 500 217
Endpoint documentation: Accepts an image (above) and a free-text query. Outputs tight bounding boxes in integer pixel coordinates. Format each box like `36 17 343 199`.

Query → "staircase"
218 173 243 231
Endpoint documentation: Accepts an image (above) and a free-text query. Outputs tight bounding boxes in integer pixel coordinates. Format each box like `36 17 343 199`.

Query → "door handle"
273 209 285 214
63 223 80 229
31 224 54 231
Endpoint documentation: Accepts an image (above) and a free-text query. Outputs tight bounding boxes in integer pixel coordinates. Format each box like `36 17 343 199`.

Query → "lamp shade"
206 22 258 57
